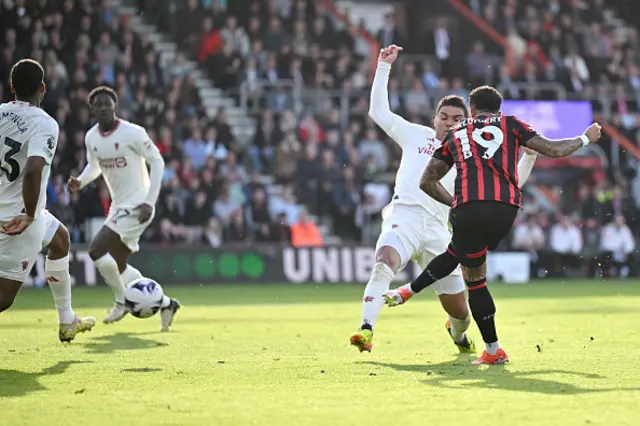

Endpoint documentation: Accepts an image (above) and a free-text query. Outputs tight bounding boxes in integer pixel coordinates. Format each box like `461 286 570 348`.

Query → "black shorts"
449 201 519 268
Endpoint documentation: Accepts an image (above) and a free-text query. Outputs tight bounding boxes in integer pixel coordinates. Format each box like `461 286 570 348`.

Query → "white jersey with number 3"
84 119 162 210
0 101 58 221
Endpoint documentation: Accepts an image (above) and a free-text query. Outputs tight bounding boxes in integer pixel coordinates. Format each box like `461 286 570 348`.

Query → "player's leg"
89 225 130 323
350 218 415 352
454 202 518 365
417 234 474 353
110 213 181 331
43 215 95 342
0 277 22 313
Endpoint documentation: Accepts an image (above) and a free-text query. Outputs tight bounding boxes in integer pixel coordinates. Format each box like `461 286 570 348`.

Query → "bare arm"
524 135 585 158
419 158 454 207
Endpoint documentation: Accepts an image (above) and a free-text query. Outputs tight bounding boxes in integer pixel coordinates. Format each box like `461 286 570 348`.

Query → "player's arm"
523 123 602 158
419 143 455 207
516 149 537 188
138 133 165 209
369 46 424 145
72 138 102 190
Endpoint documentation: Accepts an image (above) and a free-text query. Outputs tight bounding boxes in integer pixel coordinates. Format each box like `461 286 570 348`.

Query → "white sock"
448 314 471 343
46 256 75 324
161 295 171 308
360 262 396 330
94 253 126 304
486 341 501 355
121 264 143 285
401 283 415 294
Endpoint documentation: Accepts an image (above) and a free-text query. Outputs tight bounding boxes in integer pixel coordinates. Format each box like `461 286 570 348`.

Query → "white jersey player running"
350 46 538 353
0 59 94 342
68 86 179 331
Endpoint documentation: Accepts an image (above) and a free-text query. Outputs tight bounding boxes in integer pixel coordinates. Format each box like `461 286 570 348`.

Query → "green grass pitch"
1 280 639 425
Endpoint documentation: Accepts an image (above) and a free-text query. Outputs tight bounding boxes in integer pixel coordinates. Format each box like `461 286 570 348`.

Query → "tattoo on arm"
419 158 454 207
524 135 583 158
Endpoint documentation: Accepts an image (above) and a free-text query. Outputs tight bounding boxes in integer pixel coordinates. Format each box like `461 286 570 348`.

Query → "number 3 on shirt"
0 136 22 182
454 125 504 160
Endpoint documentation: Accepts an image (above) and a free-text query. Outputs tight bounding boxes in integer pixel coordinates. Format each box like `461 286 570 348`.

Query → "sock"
486 341 501 355
448 314 471 343
161 295 171 308
94 253 126 304
121 264 143 285
360 262 396 330
466 279 499 349
46 256 75 324
410 249 460 293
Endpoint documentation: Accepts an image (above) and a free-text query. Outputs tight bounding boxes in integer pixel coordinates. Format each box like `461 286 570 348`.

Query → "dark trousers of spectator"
593 251 631 278
549 252 581 278
332 205 360 241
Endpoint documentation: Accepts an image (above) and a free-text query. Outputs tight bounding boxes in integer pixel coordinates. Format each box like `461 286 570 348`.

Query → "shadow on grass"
0 360 94 398
82 332 168 355
363 356 640 396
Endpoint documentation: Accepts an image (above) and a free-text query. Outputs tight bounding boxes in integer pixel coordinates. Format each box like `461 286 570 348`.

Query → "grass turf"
1 280 639 425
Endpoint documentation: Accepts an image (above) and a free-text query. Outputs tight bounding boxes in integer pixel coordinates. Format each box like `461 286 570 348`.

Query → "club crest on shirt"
21 260 28 271
114 142 119 150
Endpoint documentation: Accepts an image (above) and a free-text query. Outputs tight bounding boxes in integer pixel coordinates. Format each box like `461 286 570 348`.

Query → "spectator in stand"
246 188 272 241
599 216 636 277
203 218 223 248
184 190 213 242
332 166 361 241
213 187 241 226
183 128 208 170
549 216 584 277
358 128 388 171
221 15 250 56
269 213 292 244
512 215 547 277
225 210 250 243
377 13 402 48
291 211 323 248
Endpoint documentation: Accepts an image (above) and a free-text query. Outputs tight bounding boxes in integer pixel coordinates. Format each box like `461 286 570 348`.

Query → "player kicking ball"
350 46 538 353
391 85 602 364
0 59 94 342
68 86 180 331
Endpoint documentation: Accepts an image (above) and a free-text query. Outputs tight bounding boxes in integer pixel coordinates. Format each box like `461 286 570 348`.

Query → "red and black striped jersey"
433 114 537 208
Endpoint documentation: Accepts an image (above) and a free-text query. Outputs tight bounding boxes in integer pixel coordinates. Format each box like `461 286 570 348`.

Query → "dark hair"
436 95 469 117
10 59 44 99
469 85 503 114
88 86 118 105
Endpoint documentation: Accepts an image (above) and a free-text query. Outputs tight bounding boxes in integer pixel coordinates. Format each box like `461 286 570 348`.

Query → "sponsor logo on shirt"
417 146 436 155
98 157 128 168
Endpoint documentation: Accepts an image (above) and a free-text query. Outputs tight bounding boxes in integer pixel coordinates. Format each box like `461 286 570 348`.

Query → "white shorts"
104 207 153 253
0 214 47 282
41 210 61 248
375 205 464 296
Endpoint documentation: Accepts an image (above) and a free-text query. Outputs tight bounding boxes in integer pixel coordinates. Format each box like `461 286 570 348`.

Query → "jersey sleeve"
432 137 454 167
27 117 59 164
132 127 162 161
509 115 538 145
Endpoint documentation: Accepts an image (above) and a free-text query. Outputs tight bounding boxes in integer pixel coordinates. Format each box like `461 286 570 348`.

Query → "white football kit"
80 119 164 252
0 101 58 282
369 62 537 295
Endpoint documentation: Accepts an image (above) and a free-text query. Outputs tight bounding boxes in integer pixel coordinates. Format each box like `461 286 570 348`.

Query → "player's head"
88 86 118 124
433 95 469 140
10 59 46 104
469 85 503 116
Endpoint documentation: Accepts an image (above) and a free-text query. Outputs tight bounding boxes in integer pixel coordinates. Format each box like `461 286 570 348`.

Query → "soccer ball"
124 278 164 319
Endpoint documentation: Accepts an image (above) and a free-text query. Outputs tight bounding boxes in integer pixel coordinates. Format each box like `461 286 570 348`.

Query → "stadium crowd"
1 0 639 276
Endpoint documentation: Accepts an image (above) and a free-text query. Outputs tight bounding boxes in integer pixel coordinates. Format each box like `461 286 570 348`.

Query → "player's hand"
523 147 538 156
67 177 82 192
379 45 403 64
584 123 602 143
1 214 34 235
135 203 154 223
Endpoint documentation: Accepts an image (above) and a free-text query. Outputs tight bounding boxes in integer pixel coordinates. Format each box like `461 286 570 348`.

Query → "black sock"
410 249 460 293
467 279 498 344
360 323 373 331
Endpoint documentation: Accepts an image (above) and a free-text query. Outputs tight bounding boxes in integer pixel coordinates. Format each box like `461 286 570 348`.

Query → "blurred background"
1 0 639 283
